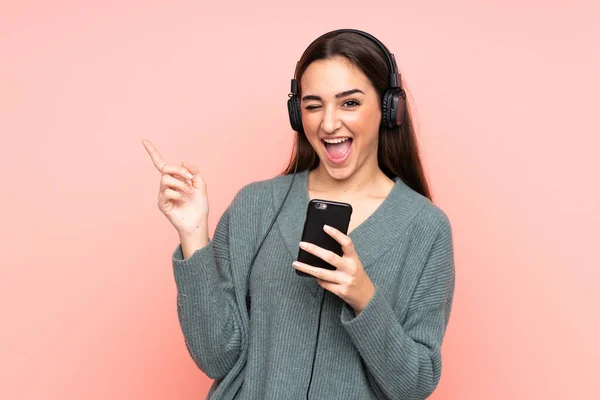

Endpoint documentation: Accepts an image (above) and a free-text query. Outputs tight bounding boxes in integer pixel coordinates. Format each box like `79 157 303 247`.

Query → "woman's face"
300 56 382 181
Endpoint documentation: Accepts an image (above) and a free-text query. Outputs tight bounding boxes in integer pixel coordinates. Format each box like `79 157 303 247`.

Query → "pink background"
2 1 599 399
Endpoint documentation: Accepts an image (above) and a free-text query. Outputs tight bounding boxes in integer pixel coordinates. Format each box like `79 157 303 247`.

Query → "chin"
322 164 355 181
314 153 359 181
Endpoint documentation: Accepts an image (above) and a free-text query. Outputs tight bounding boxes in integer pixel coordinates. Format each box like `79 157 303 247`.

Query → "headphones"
287 28 407 134
245 29 405 314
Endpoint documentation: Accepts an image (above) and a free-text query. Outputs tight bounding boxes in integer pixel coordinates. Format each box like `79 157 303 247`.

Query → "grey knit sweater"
171 169 455 399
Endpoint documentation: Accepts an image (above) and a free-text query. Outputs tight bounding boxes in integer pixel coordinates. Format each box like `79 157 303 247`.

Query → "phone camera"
315 202 327 210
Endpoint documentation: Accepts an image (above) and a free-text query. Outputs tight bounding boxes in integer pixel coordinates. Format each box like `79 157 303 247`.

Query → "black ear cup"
287 94 304 133
381 88 407 128
288 30 405 133
381 90 391 128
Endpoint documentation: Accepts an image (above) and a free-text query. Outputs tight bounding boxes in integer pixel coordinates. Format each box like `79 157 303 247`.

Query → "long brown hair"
281 31 432 201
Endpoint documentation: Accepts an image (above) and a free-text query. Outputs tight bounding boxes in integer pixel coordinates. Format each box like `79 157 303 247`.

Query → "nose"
321 104 342 134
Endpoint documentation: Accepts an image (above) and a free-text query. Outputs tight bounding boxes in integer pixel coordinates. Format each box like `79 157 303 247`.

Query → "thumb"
181 162 204 187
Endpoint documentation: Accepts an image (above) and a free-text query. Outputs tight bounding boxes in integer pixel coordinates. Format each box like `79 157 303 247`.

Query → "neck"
308 161 391 196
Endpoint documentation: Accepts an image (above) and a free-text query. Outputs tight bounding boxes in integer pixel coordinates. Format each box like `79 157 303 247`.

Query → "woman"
143 29 455 400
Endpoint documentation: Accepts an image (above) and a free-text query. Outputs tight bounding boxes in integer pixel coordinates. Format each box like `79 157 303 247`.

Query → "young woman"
143 29 455 400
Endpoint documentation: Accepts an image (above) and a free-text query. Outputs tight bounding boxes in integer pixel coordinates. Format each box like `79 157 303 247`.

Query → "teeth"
322 137 350 144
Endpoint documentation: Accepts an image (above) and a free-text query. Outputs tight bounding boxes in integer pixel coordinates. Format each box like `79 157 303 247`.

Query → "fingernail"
299 242 307 249
323 224 332 231
185 172 194 179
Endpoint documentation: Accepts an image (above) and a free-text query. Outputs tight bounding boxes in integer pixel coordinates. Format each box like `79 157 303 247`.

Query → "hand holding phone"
296 199 353 277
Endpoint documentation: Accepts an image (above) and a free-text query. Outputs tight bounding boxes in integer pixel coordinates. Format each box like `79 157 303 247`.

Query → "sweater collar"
271 169 426 270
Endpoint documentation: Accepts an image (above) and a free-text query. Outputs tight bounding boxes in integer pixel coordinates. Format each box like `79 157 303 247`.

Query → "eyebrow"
301 89 365 102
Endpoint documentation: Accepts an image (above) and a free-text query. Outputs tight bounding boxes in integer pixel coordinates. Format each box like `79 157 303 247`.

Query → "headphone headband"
287 28 406 132
290 29 402 94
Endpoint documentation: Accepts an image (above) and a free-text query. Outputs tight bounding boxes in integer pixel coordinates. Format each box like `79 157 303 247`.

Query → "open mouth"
321 137 353 165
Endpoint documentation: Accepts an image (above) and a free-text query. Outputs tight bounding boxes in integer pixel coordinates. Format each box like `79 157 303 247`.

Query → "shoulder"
396 181 452 242
231 173 297 203
405 195 454 272
414 201 452 239
228 173 288 211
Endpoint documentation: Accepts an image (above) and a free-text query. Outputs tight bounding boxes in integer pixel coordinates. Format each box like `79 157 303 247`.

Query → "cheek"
302 112 319 130
343 105 381 130
302 114 322 143
344 110 381 144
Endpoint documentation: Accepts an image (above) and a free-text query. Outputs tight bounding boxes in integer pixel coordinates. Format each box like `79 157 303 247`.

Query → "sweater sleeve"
171 207 244 380
340 216 455 400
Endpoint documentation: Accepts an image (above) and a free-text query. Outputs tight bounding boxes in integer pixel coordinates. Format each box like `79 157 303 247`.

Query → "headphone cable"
305 290 326 399
245 145 301 312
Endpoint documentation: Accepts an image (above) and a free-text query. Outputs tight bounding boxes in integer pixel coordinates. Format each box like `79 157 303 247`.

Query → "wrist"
177 216 209 239
353 282 376 316
178 228 209 259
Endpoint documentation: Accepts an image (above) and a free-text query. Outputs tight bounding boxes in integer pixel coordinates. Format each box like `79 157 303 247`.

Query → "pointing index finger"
142 140 167 172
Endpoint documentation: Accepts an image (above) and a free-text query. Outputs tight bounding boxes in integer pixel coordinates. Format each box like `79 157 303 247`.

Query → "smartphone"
296 199 353 277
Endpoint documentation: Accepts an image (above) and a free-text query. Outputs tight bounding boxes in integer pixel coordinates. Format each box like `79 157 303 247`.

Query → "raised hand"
142 139 209 236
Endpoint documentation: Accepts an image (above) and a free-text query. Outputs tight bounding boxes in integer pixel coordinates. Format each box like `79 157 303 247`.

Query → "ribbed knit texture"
172 169 455 400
